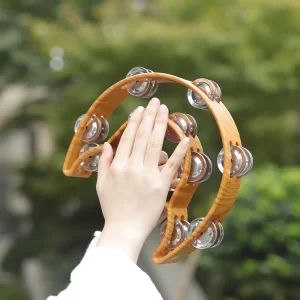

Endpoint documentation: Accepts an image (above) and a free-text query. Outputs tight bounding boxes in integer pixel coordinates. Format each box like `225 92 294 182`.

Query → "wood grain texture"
63 72 242 264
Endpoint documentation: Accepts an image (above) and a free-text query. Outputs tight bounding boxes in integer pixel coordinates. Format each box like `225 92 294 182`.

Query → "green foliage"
1 0 300 298
0 282 29 300
200 165 300 300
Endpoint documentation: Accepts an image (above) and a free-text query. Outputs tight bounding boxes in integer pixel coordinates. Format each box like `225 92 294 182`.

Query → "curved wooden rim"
63 72 242 264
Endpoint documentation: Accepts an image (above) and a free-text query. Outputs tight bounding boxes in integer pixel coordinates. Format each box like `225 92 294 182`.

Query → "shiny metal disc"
196 153 212 183
231 145 247 176
160 220 185 249
211 81 222 103
98 116 109 142
239 147 253 176
188 218 218 249
185 114 198 138
166 113 191 143
217 148 225 173
143 79 158 98
217 145 248 176
75 114 102 143
179 152 207 183
79 143 101 172
142 69 158 98
210 222 224 248
74 114 85 133
187 82 211 110
126 67 151 97
181 220 190 240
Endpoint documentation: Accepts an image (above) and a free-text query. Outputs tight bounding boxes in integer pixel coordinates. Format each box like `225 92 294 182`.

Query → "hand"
96 98 189 262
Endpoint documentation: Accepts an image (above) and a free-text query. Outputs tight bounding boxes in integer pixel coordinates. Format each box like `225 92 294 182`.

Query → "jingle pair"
75 118 253 180
126 67 221 112
160 217 223 250
165 113 197 142
187 78 222 110
126 67 158 98
217 145 253 176
74 115 109 172
75 118 213 184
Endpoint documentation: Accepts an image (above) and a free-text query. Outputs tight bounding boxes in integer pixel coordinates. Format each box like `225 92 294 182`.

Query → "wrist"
96 223 147 263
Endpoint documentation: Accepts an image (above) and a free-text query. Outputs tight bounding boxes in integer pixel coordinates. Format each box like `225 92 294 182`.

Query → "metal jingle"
228 145 247 176
211 81 222 103
142 79 158 98
160 220 185 249
79 143 102 172
178 152 207 183
188 217 218 250
239 146 253 176
74 114 85 133
217 148 225 173
165 113 191 143
187 78 219 110
180 220 191 240
217 145 248 177
75 114 102 143
185 114 198 138
187 85 208 110
195 153 212 183
98 116 109 142
126 66 152 97
210 222 224 248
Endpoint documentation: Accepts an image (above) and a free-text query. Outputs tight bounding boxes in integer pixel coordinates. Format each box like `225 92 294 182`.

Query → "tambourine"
63 67 253 264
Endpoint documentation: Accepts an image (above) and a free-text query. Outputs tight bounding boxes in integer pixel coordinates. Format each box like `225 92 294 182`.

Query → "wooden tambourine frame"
63 73 242 264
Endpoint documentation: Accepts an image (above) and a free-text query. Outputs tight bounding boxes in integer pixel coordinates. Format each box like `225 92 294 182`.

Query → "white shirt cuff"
47 231 162 300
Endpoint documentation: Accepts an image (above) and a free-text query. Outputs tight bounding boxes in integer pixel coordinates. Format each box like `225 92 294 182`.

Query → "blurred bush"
1 0 299 298
0 282 29 300
199 165 300 300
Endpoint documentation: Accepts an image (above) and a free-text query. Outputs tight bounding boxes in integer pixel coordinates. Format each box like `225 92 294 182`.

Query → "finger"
158 161 179 179
97 142 113 186
161 137 190 183
158 151 168 166
113 106 144 163
159 164 179 187
144 104 169 168
130 98 160 164
159 163 178 179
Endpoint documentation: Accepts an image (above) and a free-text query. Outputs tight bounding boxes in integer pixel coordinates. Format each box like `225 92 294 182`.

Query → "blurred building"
0 84 52 300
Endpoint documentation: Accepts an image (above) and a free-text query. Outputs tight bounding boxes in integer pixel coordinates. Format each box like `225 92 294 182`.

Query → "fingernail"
158 104 168 117
149 97 160 107
181 137 189 148
136 106 144 114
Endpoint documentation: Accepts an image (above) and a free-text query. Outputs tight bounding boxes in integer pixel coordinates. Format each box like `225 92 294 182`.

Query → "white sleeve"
46 231 163 300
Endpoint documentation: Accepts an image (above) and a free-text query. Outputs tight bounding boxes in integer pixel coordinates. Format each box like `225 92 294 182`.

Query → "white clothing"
46 231 163 300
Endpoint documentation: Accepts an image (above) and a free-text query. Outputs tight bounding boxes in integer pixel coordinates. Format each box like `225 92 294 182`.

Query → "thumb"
97 142 113 186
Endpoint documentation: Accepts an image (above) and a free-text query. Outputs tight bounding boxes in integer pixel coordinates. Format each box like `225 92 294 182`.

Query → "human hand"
96 98 189 262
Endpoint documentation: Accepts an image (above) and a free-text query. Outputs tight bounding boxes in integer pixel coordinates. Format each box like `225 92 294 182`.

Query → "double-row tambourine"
63 67 253 264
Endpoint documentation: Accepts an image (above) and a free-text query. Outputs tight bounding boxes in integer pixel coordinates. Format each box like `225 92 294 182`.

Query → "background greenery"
1 0 299 299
